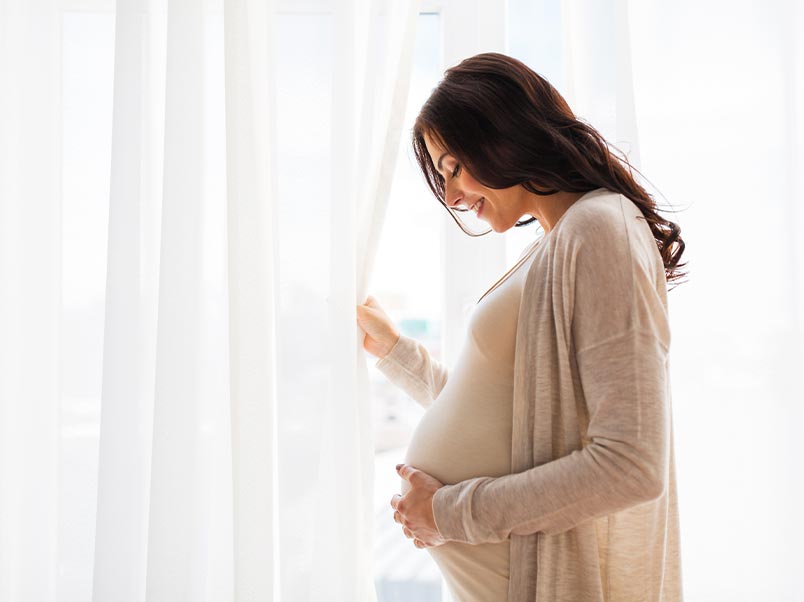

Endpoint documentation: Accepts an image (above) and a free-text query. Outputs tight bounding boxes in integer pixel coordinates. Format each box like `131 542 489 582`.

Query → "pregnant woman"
356 53 686 602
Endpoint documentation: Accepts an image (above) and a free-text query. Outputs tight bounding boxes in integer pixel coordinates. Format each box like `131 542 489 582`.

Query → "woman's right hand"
356 295 401 359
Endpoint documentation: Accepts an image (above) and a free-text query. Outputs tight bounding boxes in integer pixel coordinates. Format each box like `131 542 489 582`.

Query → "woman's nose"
445 185 464 209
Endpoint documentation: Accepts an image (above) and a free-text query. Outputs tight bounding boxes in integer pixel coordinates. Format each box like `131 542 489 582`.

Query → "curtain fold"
0 2 61 601
310 2 419 599
562 0 641 168
144 0 235 599
93 0 157 599
355 0 419 299
223 0 279 599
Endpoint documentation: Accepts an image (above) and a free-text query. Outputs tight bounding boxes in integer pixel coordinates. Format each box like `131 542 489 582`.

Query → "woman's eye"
452 164 461 178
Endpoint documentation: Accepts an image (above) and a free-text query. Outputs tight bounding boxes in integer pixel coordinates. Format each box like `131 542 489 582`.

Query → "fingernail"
396 463 403 471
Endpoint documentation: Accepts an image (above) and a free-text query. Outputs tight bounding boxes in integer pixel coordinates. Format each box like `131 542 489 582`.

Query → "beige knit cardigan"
376 188 683 601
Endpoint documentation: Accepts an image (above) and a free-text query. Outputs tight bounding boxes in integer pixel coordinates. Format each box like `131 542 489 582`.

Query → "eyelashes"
435 163 460 182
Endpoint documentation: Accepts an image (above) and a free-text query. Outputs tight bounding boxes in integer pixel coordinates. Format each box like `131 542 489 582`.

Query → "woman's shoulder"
523 190 669 338
558 189 634 240
531 189 662 282
551 189 658 259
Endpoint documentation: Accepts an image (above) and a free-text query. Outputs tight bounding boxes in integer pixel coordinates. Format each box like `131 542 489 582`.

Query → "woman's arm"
430 329 669 543
374 334 449 409
357 295 449 407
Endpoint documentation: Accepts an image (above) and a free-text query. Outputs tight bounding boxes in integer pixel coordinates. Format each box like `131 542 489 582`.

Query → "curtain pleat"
0 2 61 601
93 1 153 600
562 0 641 166
308 2 419 600
355 0 419 298
144 0 211 598
223 0 279 599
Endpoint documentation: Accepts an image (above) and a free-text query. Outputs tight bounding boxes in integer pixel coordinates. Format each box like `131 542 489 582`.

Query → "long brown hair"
412 52 687 288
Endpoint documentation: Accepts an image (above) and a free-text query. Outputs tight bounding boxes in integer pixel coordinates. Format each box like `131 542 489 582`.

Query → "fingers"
355 302 380 325
396 463 420 483
355 305 372 319
356 300 373 312
393 504 431 549
361 295 387 318
390 470 433 550
394 512 426 548
403 527 431 548
358 295 377 310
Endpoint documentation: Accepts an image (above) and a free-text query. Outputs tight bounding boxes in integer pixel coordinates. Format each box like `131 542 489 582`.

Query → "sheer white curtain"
0 1 62 599
0 0 418 600
564 0 804 599
562 0 640 164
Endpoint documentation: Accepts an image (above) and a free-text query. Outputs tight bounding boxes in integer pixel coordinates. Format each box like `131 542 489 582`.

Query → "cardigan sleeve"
374 334 448 409
431 198 672 543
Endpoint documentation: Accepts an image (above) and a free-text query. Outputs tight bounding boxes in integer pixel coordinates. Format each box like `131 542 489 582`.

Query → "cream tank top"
399 240 540 602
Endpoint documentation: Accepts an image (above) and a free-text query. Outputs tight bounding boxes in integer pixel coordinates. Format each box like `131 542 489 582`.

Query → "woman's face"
422 131 533 233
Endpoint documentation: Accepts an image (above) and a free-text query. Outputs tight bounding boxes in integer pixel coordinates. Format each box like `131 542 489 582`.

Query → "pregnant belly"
400 375 513 496
399 373 514 601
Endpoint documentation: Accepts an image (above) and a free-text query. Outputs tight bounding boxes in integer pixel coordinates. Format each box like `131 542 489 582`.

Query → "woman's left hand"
390 464 447 549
